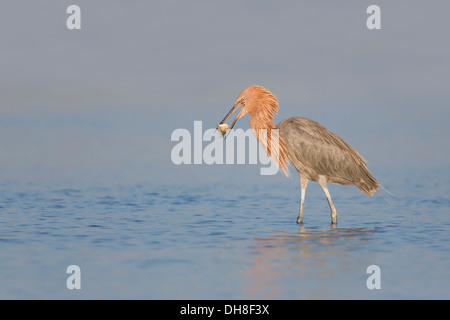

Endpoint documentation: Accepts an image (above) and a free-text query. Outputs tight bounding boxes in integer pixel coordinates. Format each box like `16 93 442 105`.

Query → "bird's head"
217 85 289 176
218 85 279 135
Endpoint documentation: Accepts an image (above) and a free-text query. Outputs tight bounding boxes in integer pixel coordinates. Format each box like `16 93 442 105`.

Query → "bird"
218 85 380 224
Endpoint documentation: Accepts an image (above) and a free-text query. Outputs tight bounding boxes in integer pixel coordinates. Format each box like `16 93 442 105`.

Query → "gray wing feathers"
278 117 379 195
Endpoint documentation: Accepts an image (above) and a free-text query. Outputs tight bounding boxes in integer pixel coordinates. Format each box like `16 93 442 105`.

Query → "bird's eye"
241 98 246 104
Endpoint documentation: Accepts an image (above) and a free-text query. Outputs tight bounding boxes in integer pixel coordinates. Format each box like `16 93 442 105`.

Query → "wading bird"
218 85 380 224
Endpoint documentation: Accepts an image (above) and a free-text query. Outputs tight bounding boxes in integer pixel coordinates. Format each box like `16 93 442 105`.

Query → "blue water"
1 109 449 299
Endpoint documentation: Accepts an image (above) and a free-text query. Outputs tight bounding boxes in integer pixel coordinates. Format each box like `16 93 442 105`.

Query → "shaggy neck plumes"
248 101 289 177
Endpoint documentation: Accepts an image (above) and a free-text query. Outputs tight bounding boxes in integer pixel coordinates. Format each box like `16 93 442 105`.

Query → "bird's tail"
357 166 397 205
356 166 380 196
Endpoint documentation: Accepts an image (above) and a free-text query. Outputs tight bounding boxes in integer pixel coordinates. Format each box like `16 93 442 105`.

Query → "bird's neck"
249 110 275 131
249 112 289 176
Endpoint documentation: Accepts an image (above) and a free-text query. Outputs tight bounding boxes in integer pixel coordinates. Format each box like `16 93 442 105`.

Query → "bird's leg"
324 188 338 224
297 175 309 224
318 177 337 224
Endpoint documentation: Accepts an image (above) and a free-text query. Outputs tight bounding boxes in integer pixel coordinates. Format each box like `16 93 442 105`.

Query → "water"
1 109 449 299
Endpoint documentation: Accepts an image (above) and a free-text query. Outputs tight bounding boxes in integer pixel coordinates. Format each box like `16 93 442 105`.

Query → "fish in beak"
217 101 246 138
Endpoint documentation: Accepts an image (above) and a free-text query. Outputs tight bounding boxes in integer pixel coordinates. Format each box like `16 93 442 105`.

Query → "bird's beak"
219 102 245 138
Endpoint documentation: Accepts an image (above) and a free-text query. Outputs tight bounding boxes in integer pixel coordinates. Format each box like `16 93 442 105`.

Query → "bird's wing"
278 117 367 183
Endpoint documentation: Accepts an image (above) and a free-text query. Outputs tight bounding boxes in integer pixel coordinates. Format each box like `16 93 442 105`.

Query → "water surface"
0 110 449 299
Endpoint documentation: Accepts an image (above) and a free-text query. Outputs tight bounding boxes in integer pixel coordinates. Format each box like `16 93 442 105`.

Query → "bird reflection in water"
243 225 378 299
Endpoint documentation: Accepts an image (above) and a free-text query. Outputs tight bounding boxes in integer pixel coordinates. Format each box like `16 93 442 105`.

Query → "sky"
1 0 449 173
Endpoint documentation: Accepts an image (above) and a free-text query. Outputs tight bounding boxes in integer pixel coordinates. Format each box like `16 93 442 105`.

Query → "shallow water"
1 110 449 299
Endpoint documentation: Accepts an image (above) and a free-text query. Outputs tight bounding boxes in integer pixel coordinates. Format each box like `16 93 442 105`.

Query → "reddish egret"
218 85 380 224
